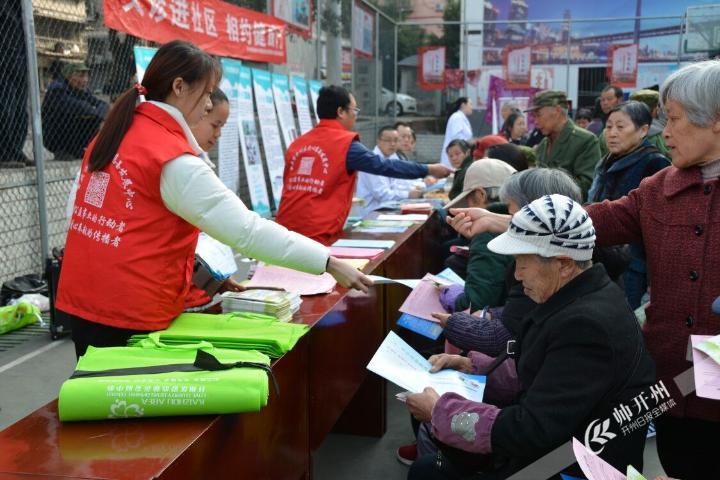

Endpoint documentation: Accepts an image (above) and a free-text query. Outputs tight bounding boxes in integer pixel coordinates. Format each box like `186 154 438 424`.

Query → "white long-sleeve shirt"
67 101 329 275
440 110 473 167
355 147 414 215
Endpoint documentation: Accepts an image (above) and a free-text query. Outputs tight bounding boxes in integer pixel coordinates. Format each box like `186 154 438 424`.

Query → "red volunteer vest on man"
276 119 359 245
57 102 199 331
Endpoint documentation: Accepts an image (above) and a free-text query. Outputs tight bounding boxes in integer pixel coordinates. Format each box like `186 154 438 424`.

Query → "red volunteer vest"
57 102 199 331
275 119 359 246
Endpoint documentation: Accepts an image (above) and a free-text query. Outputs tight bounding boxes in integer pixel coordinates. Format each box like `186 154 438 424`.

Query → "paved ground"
0 324 666 479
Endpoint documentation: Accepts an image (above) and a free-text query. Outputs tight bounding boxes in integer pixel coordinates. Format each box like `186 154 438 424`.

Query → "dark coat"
41 79 108 157
588 141 670 275
491 264 655 476
587 166 720 421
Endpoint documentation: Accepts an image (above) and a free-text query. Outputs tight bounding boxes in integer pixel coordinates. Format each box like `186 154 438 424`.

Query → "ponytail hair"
88 40 221 172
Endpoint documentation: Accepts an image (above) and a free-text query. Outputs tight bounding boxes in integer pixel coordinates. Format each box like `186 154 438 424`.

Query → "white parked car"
381 88 417 116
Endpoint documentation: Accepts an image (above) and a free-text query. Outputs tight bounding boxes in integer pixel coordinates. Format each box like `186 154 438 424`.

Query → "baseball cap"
63 62 90 77
525 90 568 112
445 159 516 209
487 194 595 261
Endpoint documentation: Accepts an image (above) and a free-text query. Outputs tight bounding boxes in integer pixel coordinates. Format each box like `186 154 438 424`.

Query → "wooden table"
0 214 444 480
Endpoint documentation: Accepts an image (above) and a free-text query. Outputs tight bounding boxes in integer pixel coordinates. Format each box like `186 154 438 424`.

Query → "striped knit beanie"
487 194 595 261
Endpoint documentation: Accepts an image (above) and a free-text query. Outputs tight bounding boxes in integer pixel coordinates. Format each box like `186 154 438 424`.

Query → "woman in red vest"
57 40 371 357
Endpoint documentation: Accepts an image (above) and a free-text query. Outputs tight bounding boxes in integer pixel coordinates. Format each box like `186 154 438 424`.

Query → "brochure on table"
271 73 299 150
367 331 486 402
238 67 271 217
217 58 242 194
309 80 323 123
291 75 314 134
252 68 285 207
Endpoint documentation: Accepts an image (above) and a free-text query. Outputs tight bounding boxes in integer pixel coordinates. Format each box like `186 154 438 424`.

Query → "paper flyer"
291 75 314 134
398 273 447 322
238 67 272 217
367 331 486 402
252 68 286 208
309 80 323 123
691 334 720 400
217 58 242 194
248 265 336 296
271 73 299 150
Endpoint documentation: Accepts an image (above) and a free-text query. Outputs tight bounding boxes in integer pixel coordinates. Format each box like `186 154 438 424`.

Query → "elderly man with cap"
439 159 516 313
42 62 109 160
629 89 669 155
405 194 655 480
529 90 601 198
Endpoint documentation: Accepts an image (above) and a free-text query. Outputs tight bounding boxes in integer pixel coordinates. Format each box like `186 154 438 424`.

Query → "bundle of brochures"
221 289 301 323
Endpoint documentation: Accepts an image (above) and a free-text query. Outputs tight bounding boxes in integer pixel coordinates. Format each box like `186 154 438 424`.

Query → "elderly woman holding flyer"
405 195 654 480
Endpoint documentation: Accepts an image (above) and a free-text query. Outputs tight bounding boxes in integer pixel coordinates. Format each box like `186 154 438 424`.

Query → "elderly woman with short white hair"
406 195 655 480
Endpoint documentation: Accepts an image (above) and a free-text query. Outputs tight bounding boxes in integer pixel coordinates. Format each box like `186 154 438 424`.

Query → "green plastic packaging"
58 338 270 422
127 311 309 357
0 302 40 335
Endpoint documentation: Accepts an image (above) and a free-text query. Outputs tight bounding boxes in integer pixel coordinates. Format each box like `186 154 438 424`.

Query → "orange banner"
105 0 287 64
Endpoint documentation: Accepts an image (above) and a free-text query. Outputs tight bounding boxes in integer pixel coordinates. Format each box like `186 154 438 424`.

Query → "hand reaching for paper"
219 277 245 293
326 256 373 293
431 312 451 327
447 208 512 238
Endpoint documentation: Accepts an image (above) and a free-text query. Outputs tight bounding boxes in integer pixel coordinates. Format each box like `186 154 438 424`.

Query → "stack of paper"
247 265 337 295
401 202 433 215
127 312 309 358
377 213 429 222
332 239 396 249
352 219 413 234
221 289 301 322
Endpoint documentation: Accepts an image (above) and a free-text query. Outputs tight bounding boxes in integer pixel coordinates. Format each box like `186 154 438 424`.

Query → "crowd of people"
392 62 719 480
37 35 717 480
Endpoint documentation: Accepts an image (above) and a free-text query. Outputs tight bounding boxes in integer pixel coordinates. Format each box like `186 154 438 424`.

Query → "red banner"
444 69 465 89
417 46 445 90
503 45 531 89
607 43 638 88
105 0 286 64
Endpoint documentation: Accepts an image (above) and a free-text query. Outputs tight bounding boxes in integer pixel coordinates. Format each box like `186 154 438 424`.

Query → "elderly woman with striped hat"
405 195 655 480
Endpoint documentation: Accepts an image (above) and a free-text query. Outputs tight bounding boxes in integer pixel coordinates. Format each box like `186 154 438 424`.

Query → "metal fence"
0 0 717 286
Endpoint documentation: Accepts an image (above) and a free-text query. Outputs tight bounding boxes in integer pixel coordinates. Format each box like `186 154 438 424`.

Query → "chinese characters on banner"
352 1 374 58
503 45 532 89
272 0 312 38
608 43 639 88
417 46 446 90
106 0 286 64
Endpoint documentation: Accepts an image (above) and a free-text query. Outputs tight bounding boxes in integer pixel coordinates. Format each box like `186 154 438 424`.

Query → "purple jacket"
586 166 720 421
431 351 521 454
